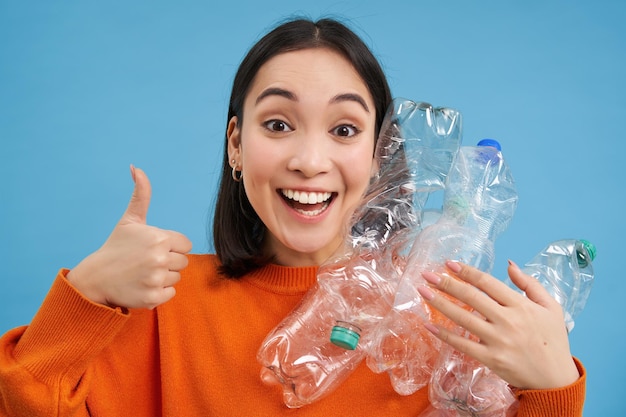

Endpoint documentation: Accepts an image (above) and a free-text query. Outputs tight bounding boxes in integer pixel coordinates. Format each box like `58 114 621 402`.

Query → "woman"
0 18 584 416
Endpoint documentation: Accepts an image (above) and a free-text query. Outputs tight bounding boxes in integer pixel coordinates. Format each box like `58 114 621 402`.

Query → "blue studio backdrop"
1 1 624 414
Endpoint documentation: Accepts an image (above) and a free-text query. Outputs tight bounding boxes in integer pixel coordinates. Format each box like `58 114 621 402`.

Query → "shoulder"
178 253 248 293
160 254 228 310
186 253 221 271
180 253 223 284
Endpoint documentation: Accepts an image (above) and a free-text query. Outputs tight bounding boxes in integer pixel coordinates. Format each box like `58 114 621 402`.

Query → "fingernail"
508 259 520 270
422 271 441 285
130 164 136 182
446 261 462 273
424 323 439 335
418 285 435 301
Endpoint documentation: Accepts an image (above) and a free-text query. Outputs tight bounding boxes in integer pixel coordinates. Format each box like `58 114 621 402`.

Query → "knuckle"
149 252 169 269
456 311 475 330
141 290 163 309
438 274 454 292
489 351 510 373
472 270 490 288
149 230 169 247
464 290 483 309
144 272 165 288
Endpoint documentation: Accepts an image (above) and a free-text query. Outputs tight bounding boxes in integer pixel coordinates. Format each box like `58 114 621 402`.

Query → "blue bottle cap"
477 138 501 151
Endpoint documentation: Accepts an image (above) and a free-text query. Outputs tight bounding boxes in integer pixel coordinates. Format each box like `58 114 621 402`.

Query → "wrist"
554 357 581 387
518 357 580 390
66 254 109 306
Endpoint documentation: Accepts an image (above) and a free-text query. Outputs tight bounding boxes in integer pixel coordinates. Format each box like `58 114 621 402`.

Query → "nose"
286 131 333 177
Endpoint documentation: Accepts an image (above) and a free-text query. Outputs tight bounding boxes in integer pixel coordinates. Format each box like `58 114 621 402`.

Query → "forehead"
247 48 372 101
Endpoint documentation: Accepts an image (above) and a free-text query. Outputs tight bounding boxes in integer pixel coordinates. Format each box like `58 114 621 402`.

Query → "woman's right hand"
66 166 193 309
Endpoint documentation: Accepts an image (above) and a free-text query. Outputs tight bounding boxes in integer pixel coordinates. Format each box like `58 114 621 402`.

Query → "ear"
227 116 241 164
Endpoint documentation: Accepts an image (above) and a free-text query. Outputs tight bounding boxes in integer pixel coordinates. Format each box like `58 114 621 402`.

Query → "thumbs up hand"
67 166 193 309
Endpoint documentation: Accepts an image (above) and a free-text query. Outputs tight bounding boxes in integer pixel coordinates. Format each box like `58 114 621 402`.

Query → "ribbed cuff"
13 269 130 384
515 357 586 417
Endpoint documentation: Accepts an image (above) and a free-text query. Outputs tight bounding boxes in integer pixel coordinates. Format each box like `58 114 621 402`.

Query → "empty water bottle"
516 239 596 332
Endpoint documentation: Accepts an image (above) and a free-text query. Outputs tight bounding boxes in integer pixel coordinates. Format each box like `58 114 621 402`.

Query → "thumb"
121 165 152 224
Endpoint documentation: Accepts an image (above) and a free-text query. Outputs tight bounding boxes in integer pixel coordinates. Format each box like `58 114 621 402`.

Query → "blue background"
1 0 623 414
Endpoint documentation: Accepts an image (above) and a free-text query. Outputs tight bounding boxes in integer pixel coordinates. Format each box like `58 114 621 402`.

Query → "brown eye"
264 119 292 132
332 124 358 137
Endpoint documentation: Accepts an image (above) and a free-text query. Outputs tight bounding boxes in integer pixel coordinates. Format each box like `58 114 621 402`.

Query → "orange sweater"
0 254 585 416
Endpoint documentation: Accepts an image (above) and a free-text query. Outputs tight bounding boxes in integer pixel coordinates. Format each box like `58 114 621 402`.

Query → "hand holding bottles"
426 239 595 416
420 260 581 391
67 166 193 309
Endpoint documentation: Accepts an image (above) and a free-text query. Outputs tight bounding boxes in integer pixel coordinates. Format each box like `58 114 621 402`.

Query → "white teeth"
281 189 332 205
297 207 325 217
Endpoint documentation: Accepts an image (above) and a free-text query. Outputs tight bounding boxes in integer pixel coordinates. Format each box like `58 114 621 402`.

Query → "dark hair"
213 17 393 278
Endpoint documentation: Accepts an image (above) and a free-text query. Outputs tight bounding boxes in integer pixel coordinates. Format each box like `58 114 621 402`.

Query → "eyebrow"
255 87 296 104
331 93 370 113
255 88 370 113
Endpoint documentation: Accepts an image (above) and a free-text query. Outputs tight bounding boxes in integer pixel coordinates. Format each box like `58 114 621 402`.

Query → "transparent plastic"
367 141 518 396
425 342 519 417
425 239 596 417
515 239 596 332
256 98 462 408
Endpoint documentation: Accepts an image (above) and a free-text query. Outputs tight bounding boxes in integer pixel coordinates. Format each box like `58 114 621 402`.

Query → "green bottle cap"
330 323 361 350
577 239 596 267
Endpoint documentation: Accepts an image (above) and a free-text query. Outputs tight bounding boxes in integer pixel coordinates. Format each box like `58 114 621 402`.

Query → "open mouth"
280 189 335 217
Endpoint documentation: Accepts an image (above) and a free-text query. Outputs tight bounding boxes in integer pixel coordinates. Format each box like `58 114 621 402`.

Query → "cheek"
243 148 273 179
342 150 375 195
239 137 287 219
240 132 276 181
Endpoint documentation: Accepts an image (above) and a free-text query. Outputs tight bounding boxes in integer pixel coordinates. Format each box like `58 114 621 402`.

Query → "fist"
67 166 193 309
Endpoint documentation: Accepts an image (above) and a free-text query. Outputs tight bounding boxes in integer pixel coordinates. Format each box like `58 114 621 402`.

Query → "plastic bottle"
426 238 596 417
256 98 462 408
366 139 518 396
517 239 596 332
425 344 519 417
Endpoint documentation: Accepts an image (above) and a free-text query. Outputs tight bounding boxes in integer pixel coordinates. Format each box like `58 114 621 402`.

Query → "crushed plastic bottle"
367 139 518 396
426 345 519 417
426 238 596 417
516 239 596 332
256 98 462 408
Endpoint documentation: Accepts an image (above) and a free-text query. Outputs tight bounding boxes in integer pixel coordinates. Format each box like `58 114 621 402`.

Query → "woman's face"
228 48 377 266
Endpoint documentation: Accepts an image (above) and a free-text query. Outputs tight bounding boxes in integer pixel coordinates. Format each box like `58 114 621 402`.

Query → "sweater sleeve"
0 269 130 417
515 357 586 417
